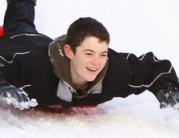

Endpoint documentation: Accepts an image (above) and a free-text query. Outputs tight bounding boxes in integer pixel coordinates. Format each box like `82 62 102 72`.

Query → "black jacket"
0 33 178 108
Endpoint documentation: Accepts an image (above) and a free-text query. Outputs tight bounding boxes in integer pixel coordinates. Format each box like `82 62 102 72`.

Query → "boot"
7 0 37 4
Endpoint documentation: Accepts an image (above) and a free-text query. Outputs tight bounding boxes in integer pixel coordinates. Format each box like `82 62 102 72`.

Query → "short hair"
65 17 110 53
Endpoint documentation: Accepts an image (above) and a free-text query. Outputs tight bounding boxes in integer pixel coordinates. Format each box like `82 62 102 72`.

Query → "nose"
91 56 100 65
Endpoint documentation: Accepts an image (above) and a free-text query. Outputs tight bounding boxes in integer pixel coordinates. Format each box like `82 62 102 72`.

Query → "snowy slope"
0 0 179 138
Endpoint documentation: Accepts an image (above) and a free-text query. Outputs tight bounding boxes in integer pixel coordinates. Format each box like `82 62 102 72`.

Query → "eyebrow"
83 49 108 54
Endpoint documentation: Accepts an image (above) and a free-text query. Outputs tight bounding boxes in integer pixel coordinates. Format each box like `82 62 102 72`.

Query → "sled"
0 26 4 36
47 104 98 109
34 104 98 113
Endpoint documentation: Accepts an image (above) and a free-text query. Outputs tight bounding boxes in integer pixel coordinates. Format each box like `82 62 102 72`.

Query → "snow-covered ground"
0 0 179 138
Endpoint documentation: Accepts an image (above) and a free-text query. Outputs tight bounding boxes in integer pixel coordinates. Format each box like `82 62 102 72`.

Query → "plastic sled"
0 26 4 36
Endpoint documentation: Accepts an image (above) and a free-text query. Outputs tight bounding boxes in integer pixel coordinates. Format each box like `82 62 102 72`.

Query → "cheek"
73 56 87 68
101 59 107 67
77 56 89 64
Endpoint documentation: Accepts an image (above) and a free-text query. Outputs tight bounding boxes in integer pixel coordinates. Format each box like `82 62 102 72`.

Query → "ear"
63 44 74 59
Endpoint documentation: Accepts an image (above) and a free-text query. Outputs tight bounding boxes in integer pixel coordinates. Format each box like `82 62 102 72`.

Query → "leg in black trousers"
3 0 38 35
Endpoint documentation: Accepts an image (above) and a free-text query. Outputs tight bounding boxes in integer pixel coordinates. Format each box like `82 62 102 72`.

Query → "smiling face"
64 36 108 88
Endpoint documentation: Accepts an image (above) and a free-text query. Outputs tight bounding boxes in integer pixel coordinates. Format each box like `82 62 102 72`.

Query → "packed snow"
0 0 179 138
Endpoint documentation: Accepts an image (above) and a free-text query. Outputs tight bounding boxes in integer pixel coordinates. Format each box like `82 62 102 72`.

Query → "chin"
84 72 99 82
86 77 97 82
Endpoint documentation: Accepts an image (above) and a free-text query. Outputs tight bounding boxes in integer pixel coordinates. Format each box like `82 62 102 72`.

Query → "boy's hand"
0 84 38 110
157 90 179 111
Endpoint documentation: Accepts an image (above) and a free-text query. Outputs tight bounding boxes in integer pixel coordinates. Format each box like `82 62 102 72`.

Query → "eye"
85 52 93 56
102 54 107 57
100 53 108 58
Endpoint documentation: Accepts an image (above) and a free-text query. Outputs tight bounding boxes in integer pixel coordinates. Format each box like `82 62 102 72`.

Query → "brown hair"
65 17 110 53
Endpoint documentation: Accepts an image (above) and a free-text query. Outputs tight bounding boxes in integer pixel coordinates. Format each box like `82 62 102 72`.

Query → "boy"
0 0 179 110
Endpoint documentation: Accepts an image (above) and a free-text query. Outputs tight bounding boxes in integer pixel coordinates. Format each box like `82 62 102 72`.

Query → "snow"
0 0 179 137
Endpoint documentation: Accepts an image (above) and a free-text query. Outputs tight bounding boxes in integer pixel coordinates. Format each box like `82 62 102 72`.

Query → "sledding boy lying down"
0 0 179 111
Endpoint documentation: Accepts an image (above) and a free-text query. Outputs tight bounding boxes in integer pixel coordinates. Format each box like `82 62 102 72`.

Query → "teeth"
87 67 97 71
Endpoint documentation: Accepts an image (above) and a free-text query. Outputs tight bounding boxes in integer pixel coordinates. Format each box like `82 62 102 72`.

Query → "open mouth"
86 67 98 72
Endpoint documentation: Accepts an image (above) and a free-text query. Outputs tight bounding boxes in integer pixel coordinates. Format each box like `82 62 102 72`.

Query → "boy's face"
65 36 108 86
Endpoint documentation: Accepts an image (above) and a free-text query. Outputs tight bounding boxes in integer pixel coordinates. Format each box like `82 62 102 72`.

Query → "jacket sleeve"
124 52 179 96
